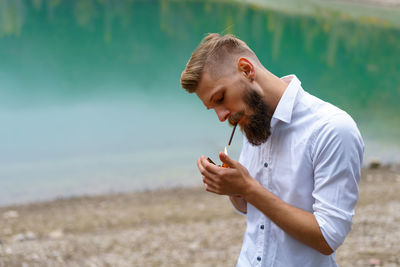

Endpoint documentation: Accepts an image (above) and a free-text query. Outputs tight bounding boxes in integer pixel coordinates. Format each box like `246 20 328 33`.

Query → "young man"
180 33 364 267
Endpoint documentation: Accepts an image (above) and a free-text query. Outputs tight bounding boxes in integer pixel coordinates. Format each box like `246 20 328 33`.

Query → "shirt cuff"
313 206 353 251
228 196 247 216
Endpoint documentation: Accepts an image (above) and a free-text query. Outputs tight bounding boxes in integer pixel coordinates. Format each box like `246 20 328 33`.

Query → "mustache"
228 111 244 126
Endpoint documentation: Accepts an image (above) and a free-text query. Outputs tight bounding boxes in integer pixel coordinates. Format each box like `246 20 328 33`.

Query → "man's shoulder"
296 91 362 147
298 91 355 129
316 112 361 146
310 107 364 159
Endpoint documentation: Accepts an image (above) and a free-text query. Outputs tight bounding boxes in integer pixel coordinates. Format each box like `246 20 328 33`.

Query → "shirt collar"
270 74 301 128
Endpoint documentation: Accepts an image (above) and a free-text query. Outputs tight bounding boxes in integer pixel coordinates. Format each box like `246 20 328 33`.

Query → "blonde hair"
180 33 257 93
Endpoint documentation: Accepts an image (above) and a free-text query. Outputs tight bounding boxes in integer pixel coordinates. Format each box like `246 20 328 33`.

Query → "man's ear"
237 57 254 81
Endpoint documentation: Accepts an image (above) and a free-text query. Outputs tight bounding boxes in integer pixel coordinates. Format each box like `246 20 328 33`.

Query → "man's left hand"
196 152 256 196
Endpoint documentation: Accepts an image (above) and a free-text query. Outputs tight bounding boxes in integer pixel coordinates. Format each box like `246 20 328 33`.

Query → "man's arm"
243 178 333 255
229 195 247 214
198 153 333 255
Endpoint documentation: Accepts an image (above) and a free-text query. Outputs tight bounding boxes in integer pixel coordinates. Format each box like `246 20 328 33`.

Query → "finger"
197 157 205 172
197 157 218 180
203 176 218 189
204 183 218 194
219 152 236 168
200 156 220 175
197 157 209 174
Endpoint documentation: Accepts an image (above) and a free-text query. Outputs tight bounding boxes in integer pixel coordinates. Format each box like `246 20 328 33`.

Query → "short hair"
180 33 258 93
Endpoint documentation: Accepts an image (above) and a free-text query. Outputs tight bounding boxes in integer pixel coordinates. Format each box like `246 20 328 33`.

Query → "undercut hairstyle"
180 33 259 93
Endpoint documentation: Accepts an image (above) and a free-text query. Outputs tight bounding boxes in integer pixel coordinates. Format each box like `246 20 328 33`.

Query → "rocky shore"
0 164 399 266
245 0 400 29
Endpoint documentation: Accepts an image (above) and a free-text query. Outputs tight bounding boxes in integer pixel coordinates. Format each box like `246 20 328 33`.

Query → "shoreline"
1 163 398 209
238 0 400 28
1 165 399 266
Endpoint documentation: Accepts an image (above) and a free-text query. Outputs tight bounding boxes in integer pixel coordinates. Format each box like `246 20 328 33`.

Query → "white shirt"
234 75 364 267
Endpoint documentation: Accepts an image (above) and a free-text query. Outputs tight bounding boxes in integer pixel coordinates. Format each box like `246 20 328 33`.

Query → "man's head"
180 33 272 145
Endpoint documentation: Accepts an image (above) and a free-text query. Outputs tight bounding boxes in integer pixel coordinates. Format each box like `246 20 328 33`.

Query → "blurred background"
1 0 399 206
1 0 400 266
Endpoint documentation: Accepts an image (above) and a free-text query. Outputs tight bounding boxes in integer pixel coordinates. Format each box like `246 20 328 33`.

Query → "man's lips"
237 116 245 126
228 112 244 126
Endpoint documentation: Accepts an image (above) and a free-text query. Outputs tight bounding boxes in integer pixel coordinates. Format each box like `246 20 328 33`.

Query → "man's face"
196 72 272 146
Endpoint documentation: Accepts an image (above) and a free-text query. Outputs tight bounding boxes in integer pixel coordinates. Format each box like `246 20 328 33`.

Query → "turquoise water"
0 0 399 205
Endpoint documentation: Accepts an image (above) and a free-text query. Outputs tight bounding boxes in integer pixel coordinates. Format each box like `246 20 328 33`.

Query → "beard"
228 84 272 146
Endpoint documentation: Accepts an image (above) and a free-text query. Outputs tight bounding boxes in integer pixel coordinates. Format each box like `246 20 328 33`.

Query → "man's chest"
242 124 316 210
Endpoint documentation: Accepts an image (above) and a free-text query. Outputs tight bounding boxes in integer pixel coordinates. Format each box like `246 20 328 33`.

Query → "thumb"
219 152 236 168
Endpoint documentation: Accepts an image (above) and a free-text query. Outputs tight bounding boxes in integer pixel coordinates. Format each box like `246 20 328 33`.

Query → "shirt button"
260 224 264 230
257 256 262 261
264 162 268 168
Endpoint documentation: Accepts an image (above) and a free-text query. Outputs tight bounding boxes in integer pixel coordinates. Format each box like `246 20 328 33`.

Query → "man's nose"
214 107 230 122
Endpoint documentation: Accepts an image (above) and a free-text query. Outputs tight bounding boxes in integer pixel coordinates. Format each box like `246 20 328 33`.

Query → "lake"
0 0 399 205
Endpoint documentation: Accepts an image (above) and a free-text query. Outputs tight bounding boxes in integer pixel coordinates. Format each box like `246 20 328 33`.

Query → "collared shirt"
234 75 364 267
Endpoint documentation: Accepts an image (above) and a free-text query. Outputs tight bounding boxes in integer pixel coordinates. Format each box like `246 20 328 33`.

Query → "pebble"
3 228 12 235
49 229 64 239
30 253 40 260
369 258 382 266
25 231 38 241
5 247 12 254
3 210 19 219
188 240 200 251
369 159 381 169
197 203 206 211
12 233 26 242
12 231 37 242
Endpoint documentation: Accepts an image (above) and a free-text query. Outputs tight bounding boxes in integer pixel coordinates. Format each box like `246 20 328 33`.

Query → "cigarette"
228 123 237 146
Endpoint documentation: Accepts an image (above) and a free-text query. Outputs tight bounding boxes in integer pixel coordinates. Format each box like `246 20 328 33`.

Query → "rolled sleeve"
311 114 364 251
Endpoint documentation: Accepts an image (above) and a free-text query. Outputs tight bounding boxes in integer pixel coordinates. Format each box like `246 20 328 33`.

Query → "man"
180 33 364 267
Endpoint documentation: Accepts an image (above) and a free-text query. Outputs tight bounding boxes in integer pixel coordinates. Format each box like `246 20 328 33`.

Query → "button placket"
255 139 271 266
266 139 272 189
255 221 264 265
266 128 275 192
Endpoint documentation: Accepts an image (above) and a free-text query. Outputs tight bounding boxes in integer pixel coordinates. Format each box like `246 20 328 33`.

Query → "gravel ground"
0 165 399 266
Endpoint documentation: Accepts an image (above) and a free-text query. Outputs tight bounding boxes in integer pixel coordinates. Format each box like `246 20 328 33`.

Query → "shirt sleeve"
311 113 364 251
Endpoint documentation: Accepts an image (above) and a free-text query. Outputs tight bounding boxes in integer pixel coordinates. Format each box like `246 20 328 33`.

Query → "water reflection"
0 0 399 204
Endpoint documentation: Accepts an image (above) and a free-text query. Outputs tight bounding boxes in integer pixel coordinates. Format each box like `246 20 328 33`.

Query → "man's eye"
216 94 224 104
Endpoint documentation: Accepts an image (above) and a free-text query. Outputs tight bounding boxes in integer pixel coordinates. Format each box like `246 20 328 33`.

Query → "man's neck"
255 67 288 114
